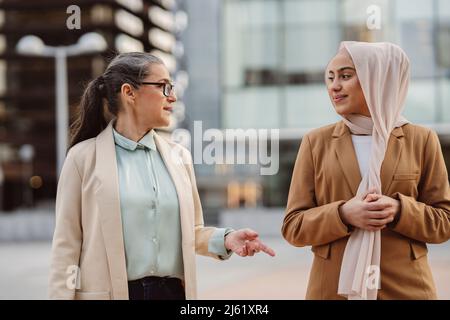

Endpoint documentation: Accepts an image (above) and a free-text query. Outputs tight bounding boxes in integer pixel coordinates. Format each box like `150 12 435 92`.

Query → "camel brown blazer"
282 121 450 299
49 121 221 300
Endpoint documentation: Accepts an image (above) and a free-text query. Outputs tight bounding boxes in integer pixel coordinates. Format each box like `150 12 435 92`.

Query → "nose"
168 90 177 102
330 78 342 92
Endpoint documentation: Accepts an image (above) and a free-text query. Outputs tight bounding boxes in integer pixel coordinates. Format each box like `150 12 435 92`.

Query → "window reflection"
222 0 450 128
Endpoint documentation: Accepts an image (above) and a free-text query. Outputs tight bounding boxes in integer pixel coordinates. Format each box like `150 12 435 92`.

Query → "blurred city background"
0 0 449 299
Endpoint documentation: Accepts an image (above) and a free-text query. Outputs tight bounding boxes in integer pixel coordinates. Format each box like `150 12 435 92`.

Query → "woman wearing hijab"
49 52 275 300
282 41 450 300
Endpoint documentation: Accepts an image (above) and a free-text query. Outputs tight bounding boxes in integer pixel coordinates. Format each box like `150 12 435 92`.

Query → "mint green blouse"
113 128 231 281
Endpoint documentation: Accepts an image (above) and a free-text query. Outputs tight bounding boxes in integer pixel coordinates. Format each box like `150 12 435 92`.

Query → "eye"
327 77 334 81
341 74 352 79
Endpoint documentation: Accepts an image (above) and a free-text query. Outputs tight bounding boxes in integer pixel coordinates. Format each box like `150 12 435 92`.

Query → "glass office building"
222 0 450 129
184 0 450 221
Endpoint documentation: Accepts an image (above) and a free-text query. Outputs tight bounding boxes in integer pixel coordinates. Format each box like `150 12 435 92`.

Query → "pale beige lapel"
154 133 195 241
94 121 128 299
154 133 197 299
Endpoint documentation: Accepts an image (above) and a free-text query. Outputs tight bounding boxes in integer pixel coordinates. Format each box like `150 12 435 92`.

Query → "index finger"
258 242 276 257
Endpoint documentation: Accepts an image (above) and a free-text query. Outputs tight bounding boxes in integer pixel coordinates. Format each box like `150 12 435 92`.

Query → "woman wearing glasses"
49 52 275 300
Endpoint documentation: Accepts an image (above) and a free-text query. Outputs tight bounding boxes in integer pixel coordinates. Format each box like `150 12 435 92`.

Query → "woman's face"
131 63 177 128
325 50 370 117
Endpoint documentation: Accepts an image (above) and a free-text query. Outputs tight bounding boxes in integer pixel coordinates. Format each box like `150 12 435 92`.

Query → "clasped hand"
338 188 400 231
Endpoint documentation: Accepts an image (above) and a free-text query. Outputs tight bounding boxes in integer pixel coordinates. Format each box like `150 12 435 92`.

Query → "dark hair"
69 52 164 149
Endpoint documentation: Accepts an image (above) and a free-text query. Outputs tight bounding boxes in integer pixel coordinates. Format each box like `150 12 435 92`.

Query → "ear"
120 83 136 105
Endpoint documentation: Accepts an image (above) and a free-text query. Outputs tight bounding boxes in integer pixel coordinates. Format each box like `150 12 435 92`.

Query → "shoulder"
401 123 436 145
303 122 341 145
67 138 96 158
65 138 97 170
401 123 432 136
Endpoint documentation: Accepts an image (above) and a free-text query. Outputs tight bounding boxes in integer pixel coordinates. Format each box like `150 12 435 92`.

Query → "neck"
360 104 371 117
114 112 153 142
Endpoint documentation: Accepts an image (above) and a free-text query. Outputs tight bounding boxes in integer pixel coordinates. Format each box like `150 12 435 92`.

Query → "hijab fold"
336 41 410 300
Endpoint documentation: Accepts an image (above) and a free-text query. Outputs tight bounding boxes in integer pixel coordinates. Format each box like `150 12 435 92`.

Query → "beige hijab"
336 41 410 300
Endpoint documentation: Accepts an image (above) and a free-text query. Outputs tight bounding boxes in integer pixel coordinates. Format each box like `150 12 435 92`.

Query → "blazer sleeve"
282 134 351 247
182 148 223 260
390 130 450 243
48 151 83 299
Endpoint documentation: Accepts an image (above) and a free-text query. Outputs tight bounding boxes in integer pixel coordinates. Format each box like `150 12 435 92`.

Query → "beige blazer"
49 121 221 300
282 121 450 299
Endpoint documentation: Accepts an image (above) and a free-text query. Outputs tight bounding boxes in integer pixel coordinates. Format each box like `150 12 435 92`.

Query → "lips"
163 106 173 112
333 94 348 103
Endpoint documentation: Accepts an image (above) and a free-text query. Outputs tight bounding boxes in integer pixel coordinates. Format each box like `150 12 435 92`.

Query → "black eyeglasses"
141 82 175 97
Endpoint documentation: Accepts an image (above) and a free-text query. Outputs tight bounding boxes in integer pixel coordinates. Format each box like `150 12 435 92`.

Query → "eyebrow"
328 66 356 74
144 78 172 83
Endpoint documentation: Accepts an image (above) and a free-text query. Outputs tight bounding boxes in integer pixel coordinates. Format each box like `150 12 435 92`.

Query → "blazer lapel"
154 134 194 241
154 133 198 299
380 126 405 194
94 121 128 299
332 121 405 196
332 121 362 196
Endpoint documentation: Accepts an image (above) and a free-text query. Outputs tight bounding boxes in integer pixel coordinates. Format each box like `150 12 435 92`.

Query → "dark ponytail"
69 77 107 148
69 52 165 149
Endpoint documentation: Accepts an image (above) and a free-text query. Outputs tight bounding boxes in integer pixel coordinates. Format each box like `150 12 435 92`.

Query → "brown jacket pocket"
311 244 331 259
393 173 420 181
410 241 428 260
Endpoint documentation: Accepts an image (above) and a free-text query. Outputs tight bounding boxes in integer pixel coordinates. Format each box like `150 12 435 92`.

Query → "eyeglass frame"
140 82 175 97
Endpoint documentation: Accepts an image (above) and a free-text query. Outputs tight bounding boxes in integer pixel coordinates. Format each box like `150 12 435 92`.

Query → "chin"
334 105 352 116
157 118 170 128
